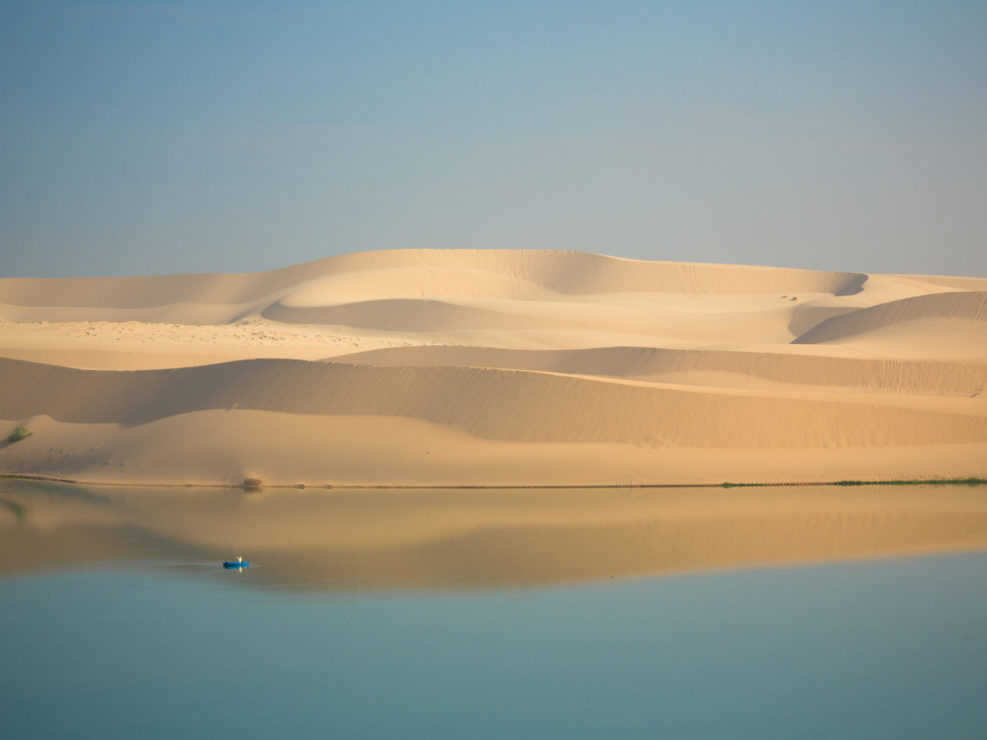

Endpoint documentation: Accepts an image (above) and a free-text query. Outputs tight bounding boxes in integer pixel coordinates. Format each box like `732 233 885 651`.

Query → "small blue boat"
223 557 250 569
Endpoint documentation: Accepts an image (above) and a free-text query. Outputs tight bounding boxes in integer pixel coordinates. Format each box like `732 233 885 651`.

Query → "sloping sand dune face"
0 250 984 486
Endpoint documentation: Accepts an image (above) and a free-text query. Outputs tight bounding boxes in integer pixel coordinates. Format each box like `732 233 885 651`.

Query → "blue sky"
2 0 985 277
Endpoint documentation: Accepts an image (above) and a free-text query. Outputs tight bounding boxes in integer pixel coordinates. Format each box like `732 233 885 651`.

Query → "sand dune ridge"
1 250 984 485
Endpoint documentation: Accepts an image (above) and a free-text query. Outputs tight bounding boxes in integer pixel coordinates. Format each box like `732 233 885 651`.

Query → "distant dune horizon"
1 249 984 487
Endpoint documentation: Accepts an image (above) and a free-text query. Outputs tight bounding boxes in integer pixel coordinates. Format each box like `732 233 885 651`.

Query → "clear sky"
2 0 985 278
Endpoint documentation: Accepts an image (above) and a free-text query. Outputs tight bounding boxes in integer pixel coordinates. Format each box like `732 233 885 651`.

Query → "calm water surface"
1 482 986 738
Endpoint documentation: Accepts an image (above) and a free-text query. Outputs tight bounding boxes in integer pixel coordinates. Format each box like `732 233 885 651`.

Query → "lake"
2 481 986 738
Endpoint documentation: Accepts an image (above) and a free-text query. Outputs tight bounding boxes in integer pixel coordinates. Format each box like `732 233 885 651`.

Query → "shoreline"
3 473 984 491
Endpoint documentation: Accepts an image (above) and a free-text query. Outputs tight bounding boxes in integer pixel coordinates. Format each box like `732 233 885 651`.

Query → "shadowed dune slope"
263 299 570 332
1 357 984 448
330 345 986 397
794 292 987 344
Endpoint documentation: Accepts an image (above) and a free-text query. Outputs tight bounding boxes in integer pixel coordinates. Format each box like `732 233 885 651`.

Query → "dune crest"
1 249 984 486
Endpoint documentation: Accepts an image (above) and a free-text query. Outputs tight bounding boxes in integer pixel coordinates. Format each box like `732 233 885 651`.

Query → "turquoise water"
2 482 986 737
2 552 986 738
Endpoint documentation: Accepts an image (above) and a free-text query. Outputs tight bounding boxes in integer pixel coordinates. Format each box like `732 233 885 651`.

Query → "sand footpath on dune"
1 249 984 486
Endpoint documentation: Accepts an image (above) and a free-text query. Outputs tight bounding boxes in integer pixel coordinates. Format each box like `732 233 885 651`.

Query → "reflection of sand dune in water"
0 250 985 486
2 483 987 591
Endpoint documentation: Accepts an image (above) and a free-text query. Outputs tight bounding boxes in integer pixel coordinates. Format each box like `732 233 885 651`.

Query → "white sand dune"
331 345 986 397
1 249 984 486
2 356 984 445
793 291 987 344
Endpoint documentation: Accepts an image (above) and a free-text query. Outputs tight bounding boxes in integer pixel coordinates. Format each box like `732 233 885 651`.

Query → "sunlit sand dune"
793 291 987 344
1 250 984 486
333 345 986 396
